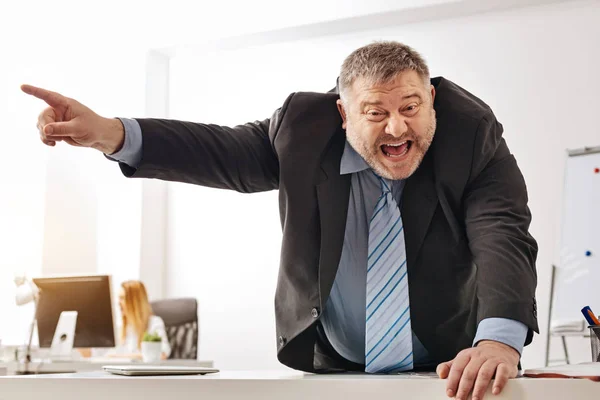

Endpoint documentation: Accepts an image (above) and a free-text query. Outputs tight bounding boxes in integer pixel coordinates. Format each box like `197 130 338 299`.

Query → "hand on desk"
436 340 519 400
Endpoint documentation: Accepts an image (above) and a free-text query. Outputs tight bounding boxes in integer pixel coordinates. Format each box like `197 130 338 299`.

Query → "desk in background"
0 358 213 375
0 370 597 400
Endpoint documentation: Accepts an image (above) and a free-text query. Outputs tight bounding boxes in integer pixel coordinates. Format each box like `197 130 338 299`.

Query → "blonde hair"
120 280 153 349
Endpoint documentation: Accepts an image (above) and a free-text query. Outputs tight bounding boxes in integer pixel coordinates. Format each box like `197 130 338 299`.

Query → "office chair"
150 298 198 359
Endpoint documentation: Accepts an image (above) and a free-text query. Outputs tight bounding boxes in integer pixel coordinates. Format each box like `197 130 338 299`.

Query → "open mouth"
380 141 412 159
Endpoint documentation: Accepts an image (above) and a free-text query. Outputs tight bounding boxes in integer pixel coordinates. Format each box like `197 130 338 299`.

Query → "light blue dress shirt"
109 118 143 168
320 141 527 365
109 118 528 366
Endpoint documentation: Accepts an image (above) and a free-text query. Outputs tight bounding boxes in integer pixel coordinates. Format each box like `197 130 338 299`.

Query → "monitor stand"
49 311 78 360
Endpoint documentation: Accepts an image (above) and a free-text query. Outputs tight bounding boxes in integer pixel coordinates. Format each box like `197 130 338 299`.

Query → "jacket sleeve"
116 94 293 193
463 111 539 346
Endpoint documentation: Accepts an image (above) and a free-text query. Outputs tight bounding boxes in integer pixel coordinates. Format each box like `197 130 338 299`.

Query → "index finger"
21 84 69 108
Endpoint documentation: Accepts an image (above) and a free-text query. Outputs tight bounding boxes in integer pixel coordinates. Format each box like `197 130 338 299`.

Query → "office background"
1 0 599 371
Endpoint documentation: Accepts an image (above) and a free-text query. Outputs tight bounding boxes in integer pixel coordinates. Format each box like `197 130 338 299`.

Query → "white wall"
165 0 600 370
0 40 148 345
0 47 47 343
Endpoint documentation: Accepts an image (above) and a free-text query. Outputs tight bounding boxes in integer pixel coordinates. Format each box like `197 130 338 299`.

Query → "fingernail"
45 125 53 135
446 389 453 397
493 387 500 395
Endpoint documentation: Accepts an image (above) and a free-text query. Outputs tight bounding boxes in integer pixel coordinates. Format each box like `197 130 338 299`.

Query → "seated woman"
115 280 171 360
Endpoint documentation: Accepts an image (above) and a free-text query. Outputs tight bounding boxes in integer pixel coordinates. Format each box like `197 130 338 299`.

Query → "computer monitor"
33 275 116 348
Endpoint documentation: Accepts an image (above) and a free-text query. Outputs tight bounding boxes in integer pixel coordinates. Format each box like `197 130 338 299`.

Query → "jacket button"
311 307 320 318
278 336 286 347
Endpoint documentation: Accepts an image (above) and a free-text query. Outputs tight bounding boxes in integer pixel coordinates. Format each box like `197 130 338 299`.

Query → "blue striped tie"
365 174 413 373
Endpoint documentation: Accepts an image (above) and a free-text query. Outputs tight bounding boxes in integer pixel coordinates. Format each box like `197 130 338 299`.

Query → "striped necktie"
365 174 413 373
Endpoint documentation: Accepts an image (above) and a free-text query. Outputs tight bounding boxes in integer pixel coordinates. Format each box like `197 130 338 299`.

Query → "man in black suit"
24 41 538 400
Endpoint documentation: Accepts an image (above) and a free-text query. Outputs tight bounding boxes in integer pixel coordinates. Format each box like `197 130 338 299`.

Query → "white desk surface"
0 370 597 400
0 358 213 374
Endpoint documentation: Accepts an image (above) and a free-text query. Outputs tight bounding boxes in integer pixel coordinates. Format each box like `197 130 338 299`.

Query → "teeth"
384 141 407 147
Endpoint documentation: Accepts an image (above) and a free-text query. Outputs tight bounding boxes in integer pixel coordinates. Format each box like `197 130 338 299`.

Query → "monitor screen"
33 275 116 348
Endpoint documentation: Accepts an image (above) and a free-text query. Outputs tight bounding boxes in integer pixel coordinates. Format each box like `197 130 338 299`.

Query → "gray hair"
338 41 430 103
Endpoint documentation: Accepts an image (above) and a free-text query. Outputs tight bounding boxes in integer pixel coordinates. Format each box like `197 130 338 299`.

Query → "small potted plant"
141 332 162 362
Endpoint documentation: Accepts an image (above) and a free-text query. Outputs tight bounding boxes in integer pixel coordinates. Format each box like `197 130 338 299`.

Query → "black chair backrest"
150 298 198 359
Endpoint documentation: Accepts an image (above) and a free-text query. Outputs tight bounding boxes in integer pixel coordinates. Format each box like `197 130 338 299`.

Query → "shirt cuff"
473 318 528 356
105 117 143 168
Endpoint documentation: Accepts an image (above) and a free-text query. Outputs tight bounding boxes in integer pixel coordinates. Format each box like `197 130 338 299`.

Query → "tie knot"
371 171 392 196
384 191 394 204
379 179 391 195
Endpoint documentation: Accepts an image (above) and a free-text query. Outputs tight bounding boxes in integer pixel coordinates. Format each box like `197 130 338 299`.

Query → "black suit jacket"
117 77 539 372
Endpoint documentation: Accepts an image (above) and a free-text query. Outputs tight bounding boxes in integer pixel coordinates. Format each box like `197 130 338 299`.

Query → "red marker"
595 168 600 174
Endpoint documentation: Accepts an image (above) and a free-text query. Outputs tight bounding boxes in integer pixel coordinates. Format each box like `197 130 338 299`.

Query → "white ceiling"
2 0 581 52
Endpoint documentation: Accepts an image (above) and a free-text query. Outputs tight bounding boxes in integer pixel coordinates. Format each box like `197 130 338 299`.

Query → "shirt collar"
339 140 405 194
340 140 371 175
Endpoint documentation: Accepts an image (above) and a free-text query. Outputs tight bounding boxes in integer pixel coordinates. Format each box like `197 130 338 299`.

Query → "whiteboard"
552 146 600 326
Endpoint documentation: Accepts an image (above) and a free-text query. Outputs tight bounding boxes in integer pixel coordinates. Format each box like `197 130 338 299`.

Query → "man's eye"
367 110 387 119
404 104 419 115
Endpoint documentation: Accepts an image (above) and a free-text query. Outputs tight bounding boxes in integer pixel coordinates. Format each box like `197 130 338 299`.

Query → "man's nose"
384 114 408 137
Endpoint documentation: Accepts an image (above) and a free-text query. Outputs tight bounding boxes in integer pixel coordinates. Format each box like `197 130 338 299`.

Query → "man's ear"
430 85 436 103
336 99 348 129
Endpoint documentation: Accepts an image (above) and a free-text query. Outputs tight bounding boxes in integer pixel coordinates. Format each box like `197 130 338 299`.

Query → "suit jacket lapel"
402 151 439 271
316 130 351 302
